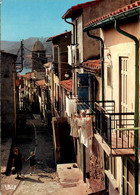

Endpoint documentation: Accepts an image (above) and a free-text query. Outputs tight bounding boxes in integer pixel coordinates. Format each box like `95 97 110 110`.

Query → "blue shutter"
77 73 89 110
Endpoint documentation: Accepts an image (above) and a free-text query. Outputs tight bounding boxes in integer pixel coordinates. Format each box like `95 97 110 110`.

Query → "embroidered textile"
70 115 93 147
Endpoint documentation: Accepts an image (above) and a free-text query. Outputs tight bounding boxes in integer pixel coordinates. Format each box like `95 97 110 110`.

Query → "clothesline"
70 114 93 148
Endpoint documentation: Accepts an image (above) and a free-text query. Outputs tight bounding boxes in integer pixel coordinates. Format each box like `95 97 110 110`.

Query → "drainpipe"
86 30 104 106
86 30 107 191
64 18 75 45
89 74 93 112
115 20 139 195
64 18 76 96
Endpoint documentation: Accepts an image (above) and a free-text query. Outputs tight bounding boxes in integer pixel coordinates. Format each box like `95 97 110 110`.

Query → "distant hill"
1 37 52 68
1 41 19 51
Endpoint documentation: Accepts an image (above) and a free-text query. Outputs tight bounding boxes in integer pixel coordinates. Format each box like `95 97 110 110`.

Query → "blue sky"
1 0 93 41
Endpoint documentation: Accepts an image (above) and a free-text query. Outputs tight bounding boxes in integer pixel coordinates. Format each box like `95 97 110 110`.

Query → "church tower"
31 40 46 71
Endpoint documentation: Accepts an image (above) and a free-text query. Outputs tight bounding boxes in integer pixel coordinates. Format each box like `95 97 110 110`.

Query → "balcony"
94 101 135 157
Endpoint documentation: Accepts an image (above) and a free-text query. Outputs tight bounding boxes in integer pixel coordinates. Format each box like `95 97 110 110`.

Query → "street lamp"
65 72 69 79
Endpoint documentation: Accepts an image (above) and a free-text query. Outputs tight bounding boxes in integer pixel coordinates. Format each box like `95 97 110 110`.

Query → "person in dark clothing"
27 151 37 175
12 148 27 179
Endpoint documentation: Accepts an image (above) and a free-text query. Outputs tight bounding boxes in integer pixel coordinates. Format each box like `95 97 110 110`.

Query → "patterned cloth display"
86 117 93 137
70 115 93 147
70 116 79 138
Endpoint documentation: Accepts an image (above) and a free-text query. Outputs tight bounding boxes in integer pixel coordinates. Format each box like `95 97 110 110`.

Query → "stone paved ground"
1 115 92 195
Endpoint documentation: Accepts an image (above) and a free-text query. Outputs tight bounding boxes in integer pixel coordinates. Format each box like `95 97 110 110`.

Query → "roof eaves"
61 86 72 92
46 31 71 42
62 0 102 19
84 3 140 31
35 79 45 87
60 79 72 92
0 50 17 57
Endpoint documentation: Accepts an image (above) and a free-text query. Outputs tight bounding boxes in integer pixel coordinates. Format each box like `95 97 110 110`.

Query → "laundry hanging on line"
70 115 93 147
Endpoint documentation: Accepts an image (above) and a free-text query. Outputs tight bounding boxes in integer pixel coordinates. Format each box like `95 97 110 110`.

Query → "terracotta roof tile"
35 79 45 87
16 78 20 87
17 73 21 78
82 59 101 73
22 72 35 80
62 0 102 19
85 1 140 28
47 31 71 42
60 79 72 92
16 73 23 86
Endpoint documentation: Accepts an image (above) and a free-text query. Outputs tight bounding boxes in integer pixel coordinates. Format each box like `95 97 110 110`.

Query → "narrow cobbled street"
1 114 92 195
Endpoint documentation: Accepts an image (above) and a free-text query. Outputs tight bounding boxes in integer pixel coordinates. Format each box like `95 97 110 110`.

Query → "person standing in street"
27 151 37 176
12 147 27 179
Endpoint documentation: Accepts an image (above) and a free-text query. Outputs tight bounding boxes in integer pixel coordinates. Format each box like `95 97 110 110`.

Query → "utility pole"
21 40 24 70
17 40 24 73
13 40 24 137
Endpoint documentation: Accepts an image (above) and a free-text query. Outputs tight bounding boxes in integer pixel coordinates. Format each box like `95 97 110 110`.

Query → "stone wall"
89 136 105 192
1 52 17 136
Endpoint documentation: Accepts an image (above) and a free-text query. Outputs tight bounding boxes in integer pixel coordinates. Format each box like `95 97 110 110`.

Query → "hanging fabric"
70 116 79 138
70 113 93 147
66 96 76 117
86 116 93 137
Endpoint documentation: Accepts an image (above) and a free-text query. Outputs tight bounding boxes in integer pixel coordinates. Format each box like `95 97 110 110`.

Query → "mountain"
1 41 19 51
1 37 52 68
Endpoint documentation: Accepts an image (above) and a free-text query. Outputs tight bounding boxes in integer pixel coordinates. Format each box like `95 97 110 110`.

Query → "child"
12 147 27 178
27 151 37 175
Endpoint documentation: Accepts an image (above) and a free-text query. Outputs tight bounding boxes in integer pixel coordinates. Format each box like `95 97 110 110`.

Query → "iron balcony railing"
94 101 135 150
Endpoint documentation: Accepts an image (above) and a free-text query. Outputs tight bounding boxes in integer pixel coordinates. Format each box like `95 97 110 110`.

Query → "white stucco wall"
102 26 136 113
77 15 84 63
101 20 140 194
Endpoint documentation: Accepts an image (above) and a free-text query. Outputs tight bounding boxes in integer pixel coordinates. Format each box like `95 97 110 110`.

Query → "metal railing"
94 101 135 150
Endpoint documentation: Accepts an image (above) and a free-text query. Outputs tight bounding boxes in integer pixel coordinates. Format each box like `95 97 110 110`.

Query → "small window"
109 156 116 179
107 66 111 87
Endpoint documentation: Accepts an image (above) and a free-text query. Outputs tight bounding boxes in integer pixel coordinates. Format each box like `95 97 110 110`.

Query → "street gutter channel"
11 119 37 195
29 121 37 154
8 115 55 195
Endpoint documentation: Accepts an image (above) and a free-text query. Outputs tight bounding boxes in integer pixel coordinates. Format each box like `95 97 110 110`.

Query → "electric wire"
24 45 68 55
76 94 95 114
22 59 73 73
24 46 75 66
23 46 74 71
16 47 21 56
22 46 139 139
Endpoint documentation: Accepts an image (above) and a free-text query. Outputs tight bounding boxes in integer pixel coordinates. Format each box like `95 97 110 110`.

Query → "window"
119 56 128 112
123 158 134 195
107 66 111 87
53 47 58 74
109 157 116 179
105 155 117 180
77 73 89 110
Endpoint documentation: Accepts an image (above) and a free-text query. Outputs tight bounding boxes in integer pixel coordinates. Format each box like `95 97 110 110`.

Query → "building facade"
84 1 140 194
1 51 17 137
61 0 139 193
46 31 72 117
